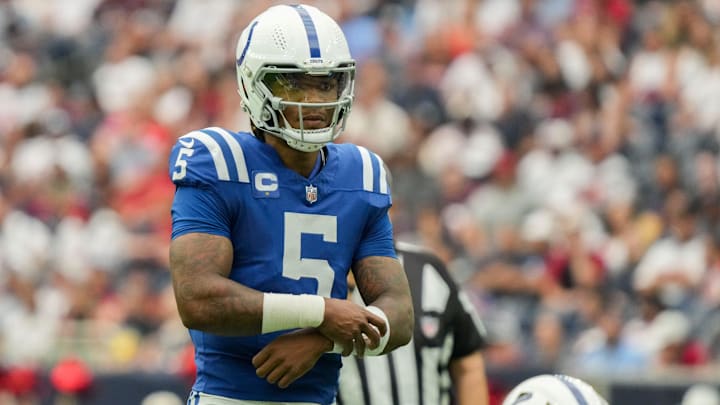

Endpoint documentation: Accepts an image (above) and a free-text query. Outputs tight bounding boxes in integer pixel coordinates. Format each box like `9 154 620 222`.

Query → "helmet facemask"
244 64 355 152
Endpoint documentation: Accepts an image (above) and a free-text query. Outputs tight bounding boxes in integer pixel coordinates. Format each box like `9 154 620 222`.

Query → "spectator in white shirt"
633 190 706 308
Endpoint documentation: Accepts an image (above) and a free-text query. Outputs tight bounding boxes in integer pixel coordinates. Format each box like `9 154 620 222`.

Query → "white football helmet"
235 4 355 152
502 374 609 405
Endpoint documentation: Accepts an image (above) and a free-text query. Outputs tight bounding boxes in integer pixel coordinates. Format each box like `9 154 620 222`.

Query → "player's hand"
252 328 331 389
318 298 387 357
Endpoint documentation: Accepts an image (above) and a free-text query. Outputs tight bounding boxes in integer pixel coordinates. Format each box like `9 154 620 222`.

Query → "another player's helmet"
502 374 609 405
235 4 355 152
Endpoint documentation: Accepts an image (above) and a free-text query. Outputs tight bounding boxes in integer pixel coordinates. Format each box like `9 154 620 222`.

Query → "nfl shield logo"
305 184 318 204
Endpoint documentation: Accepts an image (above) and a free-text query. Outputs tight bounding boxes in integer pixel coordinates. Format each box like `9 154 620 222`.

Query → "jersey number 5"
283 212 336 297
172 147 194 181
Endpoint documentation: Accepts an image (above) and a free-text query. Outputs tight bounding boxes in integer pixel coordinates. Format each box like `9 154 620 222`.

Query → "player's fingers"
353 331 366 357
277 373 294 389
367 312 388 337
341 340 354 356
277 365 307 389
252 347 271 368
360 323 381 349
254 355 281 378
266 364 288 385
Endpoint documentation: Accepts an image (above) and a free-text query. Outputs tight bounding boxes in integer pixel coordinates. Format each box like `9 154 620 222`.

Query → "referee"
337 241 489 405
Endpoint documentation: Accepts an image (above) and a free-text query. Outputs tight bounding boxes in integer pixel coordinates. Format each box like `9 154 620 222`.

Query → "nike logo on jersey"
179 137 195 149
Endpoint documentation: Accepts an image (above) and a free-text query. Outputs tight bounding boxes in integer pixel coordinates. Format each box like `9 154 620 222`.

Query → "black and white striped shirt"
337 242 487 405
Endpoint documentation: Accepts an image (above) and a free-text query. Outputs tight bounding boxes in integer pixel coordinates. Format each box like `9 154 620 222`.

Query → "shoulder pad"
332 144 391 196
169 127 251 186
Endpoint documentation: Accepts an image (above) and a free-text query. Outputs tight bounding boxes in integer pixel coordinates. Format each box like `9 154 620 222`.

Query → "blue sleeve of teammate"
171 185 232 240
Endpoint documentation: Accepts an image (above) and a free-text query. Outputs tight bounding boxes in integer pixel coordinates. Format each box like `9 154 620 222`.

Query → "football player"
168 4 413 405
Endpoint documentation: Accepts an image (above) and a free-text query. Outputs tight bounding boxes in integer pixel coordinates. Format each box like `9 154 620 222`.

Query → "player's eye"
318 79 335 92
264 73 300 92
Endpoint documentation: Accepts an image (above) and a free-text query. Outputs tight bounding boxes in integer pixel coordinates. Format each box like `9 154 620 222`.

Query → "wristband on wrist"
365 305 390 356
329 305 390 356
261 293 325 334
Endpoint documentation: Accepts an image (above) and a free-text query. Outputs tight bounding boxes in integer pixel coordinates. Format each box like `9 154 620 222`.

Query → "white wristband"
365 306 390 356
330 305 390 356
261 293 325 334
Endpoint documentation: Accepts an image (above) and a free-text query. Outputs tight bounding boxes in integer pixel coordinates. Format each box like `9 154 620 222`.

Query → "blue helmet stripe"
236 20 259 66
290 5 321 58
554 375 589 405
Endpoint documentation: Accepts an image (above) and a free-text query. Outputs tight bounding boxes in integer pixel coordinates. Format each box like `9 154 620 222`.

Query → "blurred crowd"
3 0 720 399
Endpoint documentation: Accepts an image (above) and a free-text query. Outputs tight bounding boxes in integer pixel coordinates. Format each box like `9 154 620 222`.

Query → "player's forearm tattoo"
170 233 262 334
172 236 225 297
353 255 414 348
353 256 407 305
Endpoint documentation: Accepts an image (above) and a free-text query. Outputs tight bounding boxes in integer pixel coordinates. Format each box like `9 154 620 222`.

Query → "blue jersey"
168 127 396 405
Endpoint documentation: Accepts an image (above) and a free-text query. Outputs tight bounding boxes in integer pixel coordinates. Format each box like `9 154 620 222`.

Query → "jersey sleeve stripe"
206 127 250 183
377 154 388 195
357 146 374 192
181 131 230 180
